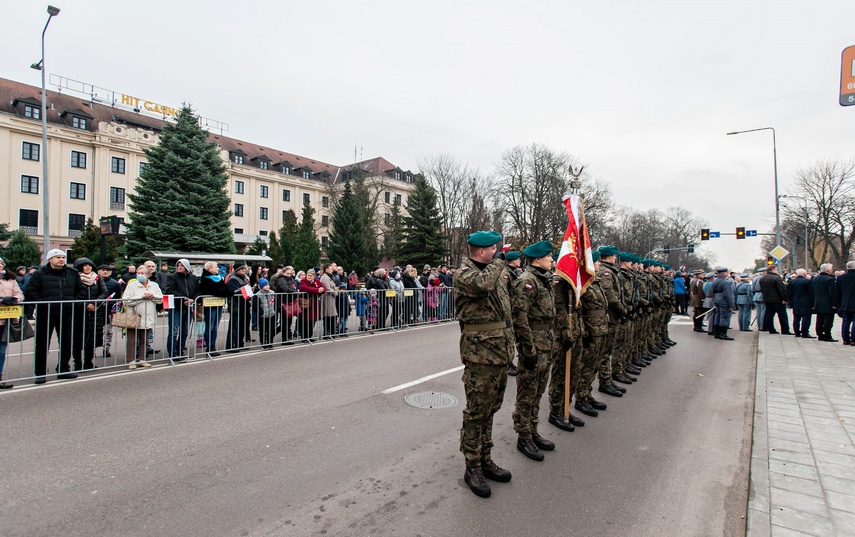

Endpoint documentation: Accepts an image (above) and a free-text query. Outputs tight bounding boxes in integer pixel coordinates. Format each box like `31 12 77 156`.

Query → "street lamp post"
31 5 60 259
727 127 780 253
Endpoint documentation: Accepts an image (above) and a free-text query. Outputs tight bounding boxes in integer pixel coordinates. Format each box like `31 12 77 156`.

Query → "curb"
746 332 771 536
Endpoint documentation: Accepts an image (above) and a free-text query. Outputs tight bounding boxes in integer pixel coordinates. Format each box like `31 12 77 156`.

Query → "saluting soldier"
454 231 515 498
577 250 612 417
505 250 522 377
511 241 557 462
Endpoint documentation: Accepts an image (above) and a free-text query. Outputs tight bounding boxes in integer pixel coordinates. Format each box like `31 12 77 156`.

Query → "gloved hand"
0 296 17 305
495 251 506 261
522 353 537 370
562 339 573 352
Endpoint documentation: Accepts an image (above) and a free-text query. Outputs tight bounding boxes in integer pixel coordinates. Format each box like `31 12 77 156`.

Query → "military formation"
453 232 677 498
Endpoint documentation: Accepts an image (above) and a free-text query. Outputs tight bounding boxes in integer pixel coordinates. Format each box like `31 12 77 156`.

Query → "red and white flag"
555 194 595 305
240 284 254 299
162 295 176 309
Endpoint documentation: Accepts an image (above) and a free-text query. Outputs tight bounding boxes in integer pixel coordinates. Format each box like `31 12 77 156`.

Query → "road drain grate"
405 391 459 409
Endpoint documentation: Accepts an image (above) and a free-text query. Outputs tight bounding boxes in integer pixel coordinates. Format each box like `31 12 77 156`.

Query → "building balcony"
20 226 38 235
110 202 125 211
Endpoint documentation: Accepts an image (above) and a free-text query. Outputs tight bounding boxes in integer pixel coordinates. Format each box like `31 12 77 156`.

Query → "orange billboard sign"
841 45 855 106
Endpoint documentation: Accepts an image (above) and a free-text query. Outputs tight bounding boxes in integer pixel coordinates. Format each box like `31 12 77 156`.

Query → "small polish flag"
501 243 512 252
163 295 176 309
240 284 254 299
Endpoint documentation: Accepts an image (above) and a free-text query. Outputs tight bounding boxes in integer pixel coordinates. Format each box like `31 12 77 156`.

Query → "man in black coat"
813 263 839 342
25 249 86 383
787 269 815 338
759 264 791 334
162 258 200 358
837 260 855 345
98 264 122 358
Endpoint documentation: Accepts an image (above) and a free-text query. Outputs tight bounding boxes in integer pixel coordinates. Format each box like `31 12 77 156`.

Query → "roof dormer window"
71 116 88 130
24 104 41 120
260 160 269 170
282 166 291 174
302 170 311 179
231 152 246 165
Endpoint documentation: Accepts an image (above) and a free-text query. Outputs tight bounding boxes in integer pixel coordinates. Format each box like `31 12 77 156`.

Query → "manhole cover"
405 391 459 409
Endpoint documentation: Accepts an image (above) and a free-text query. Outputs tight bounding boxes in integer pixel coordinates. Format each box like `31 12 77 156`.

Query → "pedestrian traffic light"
736 227 745 239
687 243 695 254
701 228 710 241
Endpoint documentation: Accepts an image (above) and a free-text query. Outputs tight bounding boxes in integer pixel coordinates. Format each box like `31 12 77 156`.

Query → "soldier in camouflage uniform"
628 256 651 372
549 272 587 432
505 251 522 377
611 252 636 386
511 240 557 461
593 246 626 400
577 251 611 418
454 231 515 498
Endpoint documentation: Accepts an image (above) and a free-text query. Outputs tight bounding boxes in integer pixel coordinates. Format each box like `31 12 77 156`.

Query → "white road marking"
382 365 464 394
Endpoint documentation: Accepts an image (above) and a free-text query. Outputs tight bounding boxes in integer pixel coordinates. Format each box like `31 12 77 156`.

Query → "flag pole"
564 312 572 422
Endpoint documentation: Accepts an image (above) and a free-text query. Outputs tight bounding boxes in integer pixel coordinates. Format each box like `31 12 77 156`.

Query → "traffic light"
766 256 774 265
663 244 671 254
687 243 695 254
736 227 745 239
701 228 710 241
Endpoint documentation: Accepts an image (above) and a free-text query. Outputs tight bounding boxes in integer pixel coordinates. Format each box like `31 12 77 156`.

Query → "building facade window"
70 182 86 200
260 185 269 198
282 166 291 174
259 161 269 170
395 194 402 206
260 207 269 220
71 116 88 130
384 191 390 203
235 180 245 194
109 187 125 210
22 142 40 161
68 213 86 233
19 209 39 231
111 157 126 174
384 213 390 226
302 170 310 179
282 189 291 202
234 228 244 234
139 162 147 175
321 236 328 249
395 171 401 180
303 193 310 205
234 203 244 217
234 154 245 165
24 104 41 119
21 175 39 194
71 150 87 168
321 215 329 227
322 196 329 208
259 230 268 236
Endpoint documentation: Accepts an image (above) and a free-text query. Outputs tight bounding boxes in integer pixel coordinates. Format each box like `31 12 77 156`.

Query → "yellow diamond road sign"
770 245 789 260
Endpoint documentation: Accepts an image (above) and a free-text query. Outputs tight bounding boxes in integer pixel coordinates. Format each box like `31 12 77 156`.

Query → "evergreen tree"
267 230 285 267
246 237 267 256
292 204 321 271
382 201 405 262
4 230 42 268
0 222 11 260
327 180 370 275
124 105 234 260
398 175 446 266
69 218 119 264
279 210 299 266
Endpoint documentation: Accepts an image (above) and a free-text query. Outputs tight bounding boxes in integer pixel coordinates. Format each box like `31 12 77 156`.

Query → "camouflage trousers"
512 353 550 439
579 334 606 398
598 326 618 384
460 362 509 468
663 307 673 339
549 338 582 416
636 314 650 357
611 320 632 371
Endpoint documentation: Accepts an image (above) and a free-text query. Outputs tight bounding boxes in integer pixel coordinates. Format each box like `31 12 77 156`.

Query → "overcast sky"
3 1 854 270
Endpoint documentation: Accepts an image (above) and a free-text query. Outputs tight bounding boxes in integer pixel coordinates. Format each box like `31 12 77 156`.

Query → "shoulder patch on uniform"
524 283 533 290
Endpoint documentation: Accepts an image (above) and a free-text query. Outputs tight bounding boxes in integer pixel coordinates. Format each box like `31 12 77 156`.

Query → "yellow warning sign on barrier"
385 290 398 298
202 297 226 307
0 306 24 319
404 290 414 297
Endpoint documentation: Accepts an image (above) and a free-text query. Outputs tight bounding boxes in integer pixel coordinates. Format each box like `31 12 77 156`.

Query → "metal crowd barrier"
0 287 457 386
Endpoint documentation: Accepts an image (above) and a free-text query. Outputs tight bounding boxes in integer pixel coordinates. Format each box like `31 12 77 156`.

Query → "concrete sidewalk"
748 331 855 537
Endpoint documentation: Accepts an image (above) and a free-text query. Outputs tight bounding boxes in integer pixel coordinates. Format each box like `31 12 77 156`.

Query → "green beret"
664 264 671 270
592 251 601 262
523 240 554 259
631 254 642 264
505 251 521 261
599 245 618 257
642 259 653 268
467 230 501 247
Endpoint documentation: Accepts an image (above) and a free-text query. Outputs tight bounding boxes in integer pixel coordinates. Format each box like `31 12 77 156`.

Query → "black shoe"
172 357 188 363
575 399 599 417
104 351 112 358
649 348 664 356
693 327 706 332
612 372 633 385
767 330 779 334
625 366 642 375
632 359 648 368
481 460 511 483
614 384 627 393
568 413 585 427
780 331 793 335
56 373 78 380
464 467 491 498
147 348 160 355
548 413 576 431
642 353 656 361
824 338 840 342
34 377 46 384
587 396 607 411
802 335 816 339
0 382 13 390
507 363 518 377
226 349 241 354
666 339 677 345
598 383 623 397
531 432 555 451
516 438 544 461
623 372 638 382
718 329 734 340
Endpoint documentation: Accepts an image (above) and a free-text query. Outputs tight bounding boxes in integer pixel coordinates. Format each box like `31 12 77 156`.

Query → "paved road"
0 318 755 536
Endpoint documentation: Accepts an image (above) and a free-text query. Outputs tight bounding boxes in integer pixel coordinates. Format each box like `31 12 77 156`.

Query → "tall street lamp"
727 127 780 252
30 5 61 259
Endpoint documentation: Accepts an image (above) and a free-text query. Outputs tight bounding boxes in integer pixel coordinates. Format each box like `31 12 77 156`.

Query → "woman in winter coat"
0 258 25 389
734 274 755 331
366 268 389 329
226 265 252 352
72 257 108 370
388 270 405 328
319 263 339 339
274 266 299 344
297 269 325 341
121 265 163 368
401 267 419 325
426 277 441 322
199 261 230 356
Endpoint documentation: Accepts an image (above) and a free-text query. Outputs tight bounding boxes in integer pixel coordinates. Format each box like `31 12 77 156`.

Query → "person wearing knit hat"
456 228 514 498
163 257 199 360
255 277 276 349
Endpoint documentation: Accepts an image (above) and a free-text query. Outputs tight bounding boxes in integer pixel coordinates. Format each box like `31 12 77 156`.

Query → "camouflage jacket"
597 260 626 322
512 266 555 357
453 257 515 366
619 267 635 314
553 276 583 343
636 270 650 309
650 270 664 306
581 272 609 337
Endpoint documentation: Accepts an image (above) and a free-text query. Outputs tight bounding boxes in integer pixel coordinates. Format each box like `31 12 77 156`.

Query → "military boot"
623 370 639 382
481 460 512 482
548 413 576 432
517 438 544 461
625 363 642 375
632 357 649 368
464 467 491 497
598 383 624 397
718 328 734 341
575 398 599 417
613 371 634 384
587 396 607 410
531 432 555 451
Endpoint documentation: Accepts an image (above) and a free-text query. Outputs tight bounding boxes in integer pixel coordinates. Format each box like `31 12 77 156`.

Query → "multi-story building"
0 76 417 256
